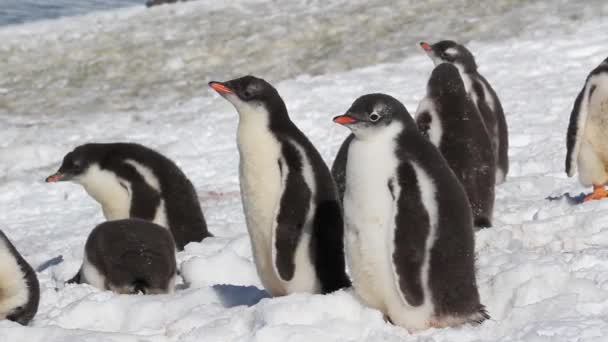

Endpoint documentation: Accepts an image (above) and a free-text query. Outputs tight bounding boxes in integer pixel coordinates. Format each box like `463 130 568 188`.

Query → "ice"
2 0 608 341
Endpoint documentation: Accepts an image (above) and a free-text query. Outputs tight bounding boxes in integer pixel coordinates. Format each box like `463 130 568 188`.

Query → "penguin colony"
1 38 605 334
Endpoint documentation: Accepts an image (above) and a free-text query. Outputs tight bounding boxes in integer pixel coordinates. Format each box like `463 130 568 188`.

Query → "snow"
2 1 608 341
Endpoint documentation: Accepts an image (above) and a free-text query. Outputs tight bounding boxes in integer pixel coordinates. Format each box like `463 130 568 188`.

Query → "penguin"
415 63 496 228
209 75 350 296
0 229 40 325
68 219 177 294
334 93 487 331
46 143 211 250
420 40 509 184
565 57 608 202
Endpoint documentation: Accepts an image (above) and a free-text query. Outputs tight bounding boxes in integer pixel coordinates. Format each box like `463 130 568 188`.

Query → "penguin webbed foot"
583 185 608 202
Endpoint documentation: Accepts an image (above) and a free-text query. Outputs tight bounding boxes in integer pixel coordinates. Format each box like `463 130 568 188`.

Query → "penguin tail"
474 217 492 230
131 279 149 295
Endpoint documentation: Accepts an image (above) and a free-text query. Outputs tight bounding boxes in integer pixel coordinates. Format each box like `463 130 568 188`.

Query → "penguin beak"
333 115 358 125
45 172 65 182
420 42 432 52
208 81 234 95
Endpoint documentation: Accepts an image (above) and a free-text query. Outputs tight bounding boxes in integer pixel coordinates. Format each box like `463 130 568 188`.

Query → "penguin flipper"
331 134 354 202
566 84 590 177
388 171 428 308
272 156 311 283
415 110 432 139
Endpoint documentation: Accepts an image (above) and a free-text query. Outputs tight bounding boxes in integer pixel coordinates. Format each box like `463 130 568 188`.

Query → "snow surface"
1 1 608 341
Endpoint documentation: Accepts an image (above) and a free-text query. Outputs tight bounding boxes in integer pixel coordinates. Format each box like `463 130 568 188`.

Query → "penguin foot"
583 185 608 202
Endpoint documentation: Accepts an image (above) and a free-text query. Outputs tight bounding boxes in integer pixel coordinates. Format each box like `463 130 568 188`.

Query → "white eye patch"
445 48 458 56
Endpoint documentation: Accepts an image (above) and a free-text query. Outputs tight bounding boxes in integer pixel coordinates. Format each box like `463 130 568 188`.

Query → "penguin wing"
112 162 162 220
330 134 354 201
415 110 432 139
565 84 591 177
272 143 312 282
389 165 429 307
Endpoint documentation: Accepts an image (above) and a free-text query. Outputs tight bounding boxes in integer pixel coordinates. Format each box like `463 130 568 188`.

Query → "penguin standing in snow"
46 143 211 250
68 219 177 294
420 40 509 184
209 75 350 296
416 63 496 228
334 93 487 331
566 57 608 202
0 230 39 325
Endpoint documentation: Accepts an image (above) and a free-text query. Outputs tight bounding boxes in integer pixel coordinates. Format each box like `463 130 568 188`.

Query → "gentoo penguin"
46 143 211 250
565 57 608 202
209 75 350 296
416 63 496 228
0 229 39 325
68 219 177 294
334 93 487 331
420 40 509 184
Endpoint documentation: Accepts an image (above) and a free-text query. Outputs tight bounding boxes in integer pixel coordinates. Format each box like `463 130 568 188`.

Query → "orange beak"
333 115 358 125
208 82 233 94
420 42 432 51
45 172 63 182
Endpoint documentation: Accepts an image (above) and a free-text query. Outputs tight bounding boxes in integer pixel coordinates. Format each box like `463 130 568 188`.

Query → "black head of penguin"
420 40 478 73
209 75 292 129
333 93 415 137
426 63 468 105
45 144 100 183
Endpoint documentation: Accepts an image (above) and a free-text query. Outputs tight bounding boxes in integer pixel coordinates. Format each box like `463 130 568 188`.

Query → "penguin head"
209 75 288 123
45 145 98 184
333 93 412 139
420 40 477 73
426 63 467 99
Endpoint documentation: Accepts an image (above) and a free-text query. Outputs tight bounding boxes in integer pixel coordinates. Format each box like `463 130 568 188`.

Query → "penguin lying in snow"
416 63 496 228
46 143 212 250
0 229 39 325
68 219 177 294
420 40 509 184
209 75 350 296
566 57 608 202
334 93 488 332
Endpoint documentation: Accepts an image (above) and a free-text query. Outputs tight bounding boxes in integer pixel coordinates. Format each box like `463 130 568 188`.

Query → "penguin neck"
352 121 404 143
77 164 131 220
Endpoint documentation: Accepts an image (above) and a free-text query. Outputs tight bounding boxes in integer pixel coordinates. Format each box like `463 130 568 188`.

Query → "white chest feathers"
0 239 29 320
234 104 319 295
343 122 402 311
77 161 167 226
343 122 440 331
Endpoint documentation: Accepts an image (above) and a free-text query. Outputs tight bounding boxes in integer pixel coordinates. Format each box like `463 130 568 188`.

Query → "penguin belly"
0 240 29 320
579 82 608 185
237 122 288 296
343 136 403 317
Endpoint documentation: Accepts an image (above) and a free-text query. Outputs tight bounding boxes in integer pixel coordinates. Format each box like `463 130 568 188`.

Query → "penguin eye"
369 113 380 122
242 90 252 99
440 52 450 59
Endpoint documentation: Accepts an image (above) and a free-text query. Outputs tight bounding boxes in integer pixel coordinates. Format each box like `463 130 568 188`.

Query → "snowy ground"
1 1 608 341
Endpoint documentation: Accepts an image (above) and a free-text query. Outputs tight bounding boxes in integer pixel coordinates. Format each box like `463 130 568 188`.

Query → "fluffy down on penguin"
420 40 509 184
565 57 608 202
46 143 212 250
415 63 496 228
0 229 40 325
68 219 177 294
334 93 488 332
